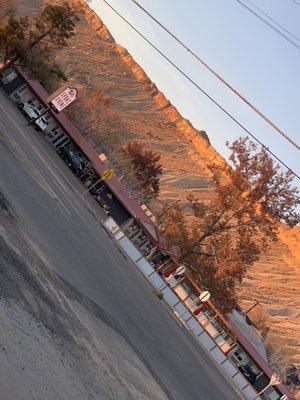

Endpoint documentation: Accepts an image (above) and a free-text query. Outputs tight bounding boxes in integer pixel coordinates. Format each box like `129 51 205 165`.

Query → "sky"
88 0 299 183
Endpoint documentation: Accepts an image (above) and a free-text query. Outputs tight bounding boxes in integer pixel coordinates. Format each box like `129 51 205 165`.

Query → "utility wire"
290 0 300 6
244 0 300 42
235 0 300 50
98 0 300 181
129 0 300 153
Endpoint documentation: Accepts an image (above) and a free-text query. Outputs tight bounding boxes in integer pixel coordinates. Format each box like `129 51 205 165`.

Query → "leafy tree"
0 2 82 85
0 13 29 66
160 137 300 312
123 141 163 197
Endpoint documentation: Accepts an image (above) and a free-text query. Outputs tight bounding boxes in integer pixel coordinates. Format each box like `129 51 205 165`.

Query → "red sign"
50 87 78 113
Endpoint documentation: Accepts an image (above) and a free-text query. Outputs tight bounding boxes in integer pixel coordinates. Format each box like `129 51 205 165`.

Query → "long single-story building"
0 64 295 400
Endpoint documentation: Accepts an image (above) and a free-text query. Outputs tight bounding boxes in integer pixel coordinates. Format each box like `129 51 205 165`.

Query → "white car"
18 102 48 132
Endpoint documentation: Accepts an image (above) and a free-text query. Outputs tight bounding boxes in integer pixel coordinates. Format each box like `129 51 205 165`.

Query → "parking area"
2 69 132 224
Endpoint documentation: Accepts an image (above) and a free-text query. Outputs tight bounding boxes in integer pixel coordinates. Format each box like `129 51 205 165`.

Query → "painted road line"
47 185 72 215
0 98 132 279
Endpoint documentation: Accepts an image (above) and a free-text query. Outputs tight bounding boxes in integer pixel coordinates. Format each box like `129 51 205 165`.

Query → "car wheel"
67 162 72 168
18 103 24 111
29 117 35 124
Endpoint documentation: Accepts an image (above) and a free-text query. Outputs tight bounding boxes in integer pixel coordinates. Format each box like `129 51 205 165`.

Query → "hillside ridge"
82 1 225 169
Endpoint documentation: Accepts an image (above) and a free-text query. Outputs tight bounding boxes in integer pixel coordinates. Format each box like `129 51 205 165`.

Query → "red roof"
17 69 158 244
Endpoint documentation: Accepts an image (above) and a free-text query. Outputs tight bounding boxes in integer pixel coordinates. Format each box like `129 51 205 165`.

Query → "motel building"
0 65 295 400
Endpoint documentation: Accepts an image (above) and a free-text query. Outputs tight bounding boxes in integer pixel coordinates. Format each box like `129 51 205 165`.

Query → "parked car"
238 364 259 384
58 147 85 176
18 102 48 132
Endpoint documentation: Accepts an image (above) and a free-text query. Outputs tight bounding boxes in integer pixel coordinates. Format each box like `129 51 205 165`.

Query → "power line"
129 0 300 152
290 0 300 6
235 0 300 50
98 0 300 181
244 0 300 42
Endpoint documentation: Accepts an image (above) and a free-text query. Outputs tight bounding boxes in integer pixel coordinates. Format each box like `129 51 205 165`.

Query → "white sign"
199 290 211 303
50 87 78 113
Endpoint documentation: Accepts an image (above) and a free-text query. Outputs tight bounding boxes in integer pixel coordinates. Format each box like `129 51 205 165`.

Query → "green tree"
160 137 300 312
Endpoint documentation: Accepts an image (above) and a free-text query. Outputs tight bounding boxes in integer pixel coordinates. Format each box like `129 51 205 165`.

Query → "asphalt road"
0 92 243 400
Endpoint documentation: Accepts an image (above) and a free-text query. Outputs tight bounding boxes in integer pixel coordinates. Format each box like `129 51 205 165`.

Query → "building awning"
17 67 158 244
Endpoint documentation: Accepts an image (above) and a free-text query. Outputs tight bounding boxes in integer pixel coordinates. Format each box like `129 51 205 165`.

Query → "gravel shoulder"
0 191 168 400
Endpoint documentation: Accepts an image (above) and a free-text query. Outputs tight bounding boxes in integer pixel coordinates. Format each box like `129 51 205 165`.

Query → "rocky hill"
16 0 300 386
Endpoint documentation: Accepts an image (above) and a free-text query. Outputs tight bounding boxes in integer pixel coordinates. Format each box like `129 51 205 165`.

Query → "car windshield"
32 109 40 117
69 152 81 166
41 117 47 124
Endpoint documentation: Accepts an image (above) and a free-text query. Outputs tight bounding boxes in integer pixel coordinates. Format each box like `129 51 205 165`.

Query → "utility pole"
244 301 261 315
157 199 181 225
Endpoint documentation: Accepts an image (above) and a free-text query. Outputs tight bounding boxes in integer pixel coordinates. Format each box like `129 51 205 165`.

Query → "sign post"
80 168 114 198
253 373 282 399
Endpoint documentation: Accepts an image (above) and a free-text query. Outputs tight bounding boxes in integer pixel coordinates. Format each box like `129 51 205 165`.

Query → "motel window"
1 68 17 84
51 126 60 134
233 349 247 362
17 85 27 94
181 282 192 293
263 386 280 400
36 104 43 111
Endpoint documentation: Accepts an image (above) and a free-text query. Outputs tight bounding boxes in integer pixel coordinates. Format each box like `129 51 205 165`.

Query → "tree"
160 137 300 312
0 2 82 85
0 13 29 66
0 0 13 21
122 142 163 197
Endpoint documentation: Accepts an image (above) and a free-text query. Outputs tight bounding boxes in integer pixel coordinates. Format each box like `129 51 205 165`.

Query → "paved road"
0 93 243 400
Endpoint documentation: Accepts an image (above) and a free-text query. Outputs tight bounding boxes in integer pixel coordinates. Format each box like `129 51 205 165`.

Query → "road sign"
270 373 282 386
50 87 78 113
174 265 186 276
199 290 211 303
101 168 114 181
